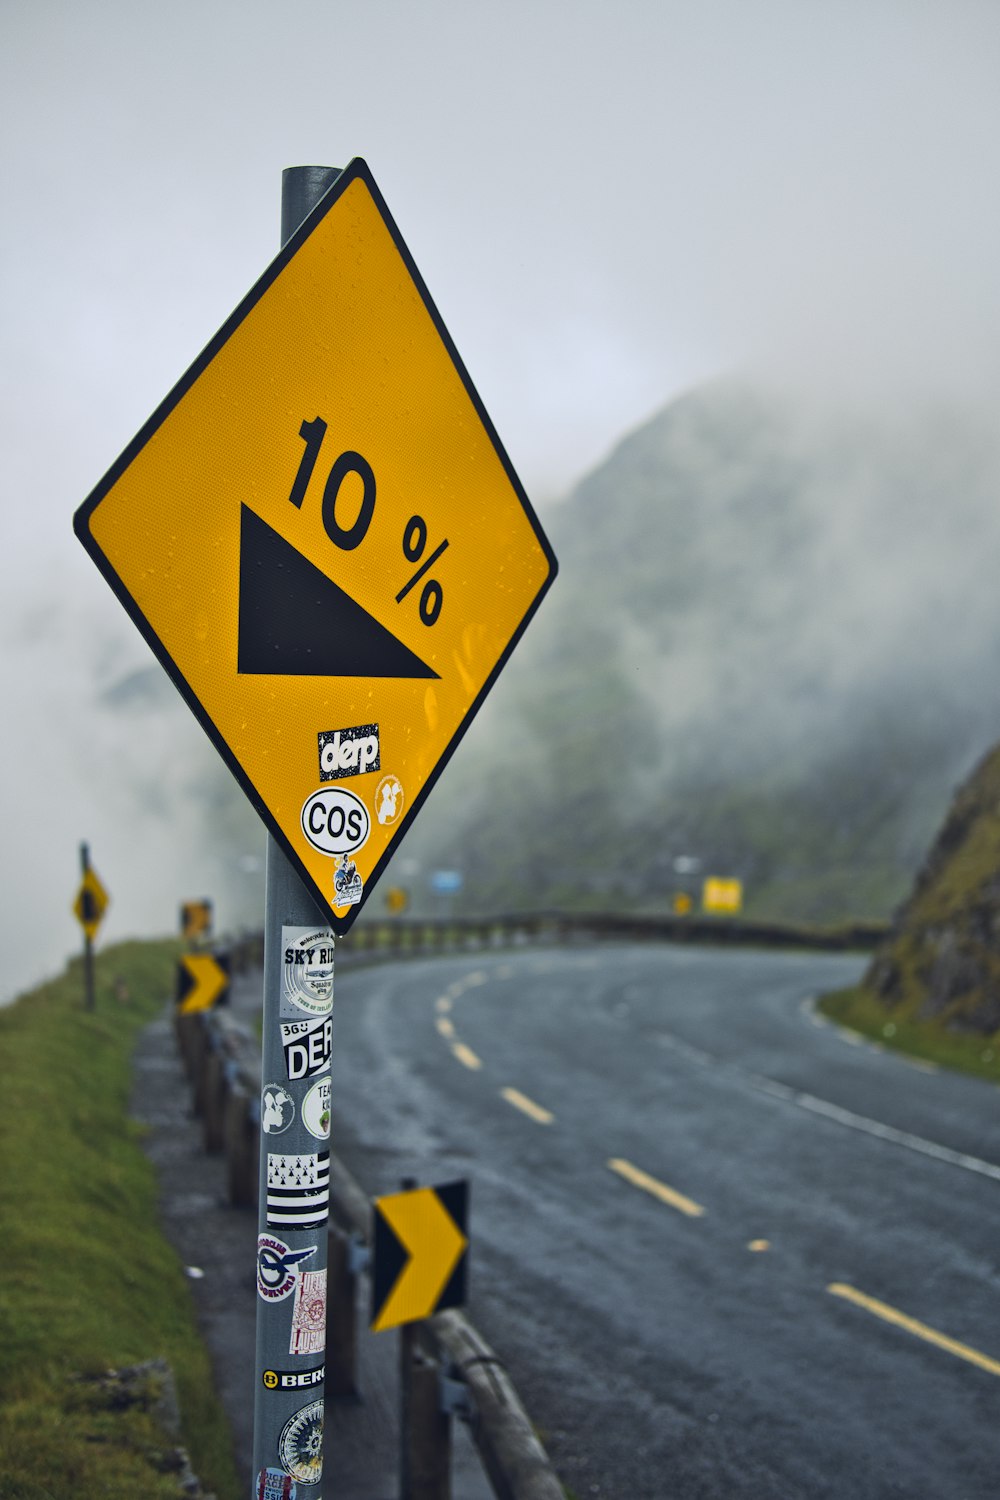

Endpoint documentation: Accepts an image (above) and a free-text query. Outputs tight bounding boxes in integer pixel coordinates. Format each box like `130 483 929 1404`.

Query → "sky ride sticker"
281 927 335 1019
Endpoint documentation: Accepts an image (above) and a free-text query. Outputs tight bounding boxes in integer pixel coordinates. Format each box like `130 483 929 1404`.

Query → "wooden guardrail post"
423 1311 563 1500
192 1017 212 1118
325 1225 359 1397
401 1337 451 1500
223 1084 257 1208
174 1009 198 1076
202 1041 226 1153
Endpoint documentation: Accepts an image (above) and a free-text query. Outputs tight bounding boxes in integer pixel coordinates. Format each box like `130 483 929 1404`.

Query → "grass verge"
0 939 240 1500
818 984 1000 1086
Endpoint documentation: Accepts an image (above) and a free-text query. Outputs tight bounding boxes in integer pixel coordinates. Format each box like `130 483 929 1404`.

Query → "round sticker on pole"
300 787 370 856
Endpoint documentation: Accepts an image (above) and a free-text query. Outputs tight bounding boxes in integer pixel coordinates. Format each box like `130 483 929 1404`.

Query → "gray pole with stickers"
252 166 343 1500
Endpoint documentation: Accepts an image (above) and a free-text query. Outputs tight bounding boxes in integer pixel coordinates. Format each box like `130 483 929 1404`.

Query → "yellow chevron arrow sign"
371 1181 469 1332
176 952 230 1014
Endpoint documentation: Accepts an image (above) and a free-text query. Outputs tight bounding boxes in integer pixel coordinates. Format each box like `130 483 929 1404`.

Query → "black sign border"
73 159 557 934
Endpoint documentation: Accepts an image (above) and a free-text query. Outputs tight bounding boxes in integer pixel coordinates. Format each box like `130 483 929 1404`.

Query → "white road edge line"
750 1077 1000 1183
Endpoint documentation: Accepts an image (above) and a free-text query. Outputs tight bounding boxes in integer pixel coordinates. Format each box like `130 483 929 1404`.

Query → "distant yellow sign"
74 160 556 935
73 867 109 941
385 887 409 915
702 877 743 914
181 900 213 941
672 892 693 916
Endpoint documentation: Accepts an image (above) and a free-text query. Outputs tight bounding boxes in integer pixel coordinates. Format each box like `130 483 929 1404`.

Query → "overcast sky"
2 0 999 997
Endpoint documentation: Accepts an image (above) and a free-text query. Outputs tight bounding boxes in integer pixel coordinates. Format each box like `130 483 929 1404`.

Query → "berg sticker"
280 1014 332 1080
301 1077 331 1140
257 1235 317 1302
281 926 334 1018
278 1399 324 1485
262 1364 325 1392
261 1083 295 1135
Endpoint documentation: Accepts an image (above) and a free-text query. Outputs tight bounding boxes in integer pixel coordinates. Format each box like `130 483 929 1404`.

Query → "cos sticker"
301 787 370 856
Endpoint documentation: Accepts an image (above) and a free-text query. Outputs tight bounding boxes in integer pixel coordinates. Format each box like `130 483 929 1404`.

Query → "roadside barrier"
338 908 887 956
174 1000 565 1500
215 910 884 979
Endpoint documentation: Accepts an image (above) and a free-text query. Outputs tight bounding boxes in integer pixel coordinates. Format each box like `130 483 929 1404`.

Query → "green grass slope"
0 941 239 1500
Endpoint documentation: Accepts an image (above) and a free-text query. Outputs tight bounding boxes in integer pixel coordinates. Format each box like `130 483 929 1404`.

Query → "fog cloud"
3 1 999 995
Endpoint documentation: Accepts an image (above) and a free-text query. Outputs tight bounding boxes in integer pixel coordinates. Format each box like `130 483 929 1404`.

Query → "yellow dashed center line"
428 978 998 1385
607 1157 706 1218
828 1283 1000 1378
501 1087 554 1125
451 1042 483 1071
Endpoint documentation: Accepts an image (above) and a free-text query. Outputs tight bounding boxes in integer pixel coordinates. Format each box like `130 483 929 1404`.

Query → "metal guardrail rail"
175 996 565 1500
336 908 887 957
217 909 884 989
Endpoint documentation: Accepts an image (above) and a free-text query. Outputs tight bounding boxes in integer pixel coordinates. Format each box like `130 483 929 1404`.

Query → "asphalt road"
327 942 1000 1500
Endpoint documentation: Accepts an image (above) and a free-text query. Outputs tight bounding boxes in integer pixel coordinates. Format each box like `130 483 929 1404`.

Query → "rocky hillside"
865 743 1000 1035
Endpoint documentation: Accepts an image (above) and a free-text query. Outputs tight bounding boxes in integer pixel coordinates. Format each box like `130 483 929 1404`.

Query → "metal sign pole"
251 166 342 1500
79 841 96 1012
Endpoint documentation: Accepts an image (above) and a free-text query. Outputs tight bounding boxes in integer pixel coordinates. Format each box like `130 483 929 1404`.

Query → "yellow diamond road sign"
73 160 556 933
73 866 109 941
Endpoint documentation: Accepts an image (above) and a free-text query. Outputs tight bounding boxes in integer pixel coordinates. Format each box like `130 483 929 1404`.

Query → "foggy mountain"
397 380 1000 924
30 376 1000 1001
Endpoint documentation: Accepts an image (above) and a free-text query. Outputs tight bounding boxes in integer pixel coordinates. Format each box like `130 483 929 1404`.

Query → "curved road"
329 943 1000 1499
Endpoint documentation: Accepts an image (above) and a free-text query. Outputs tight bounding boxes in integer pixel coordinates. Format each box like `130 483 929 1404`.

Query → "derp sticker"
318 722 380 781
290 1268 327 1356
280 1015 332 1080
267 1151 330 1231
281 928 334 1018
279 1400 324 1486
257 1235 317 1302
261 1083 295 1135
301 1077 331 1140
257 1467 297 1500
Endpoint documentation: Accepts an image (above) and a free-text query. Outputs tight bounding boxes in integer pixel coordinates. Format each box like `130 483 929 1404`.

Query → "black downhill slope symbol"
237 506 438 679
